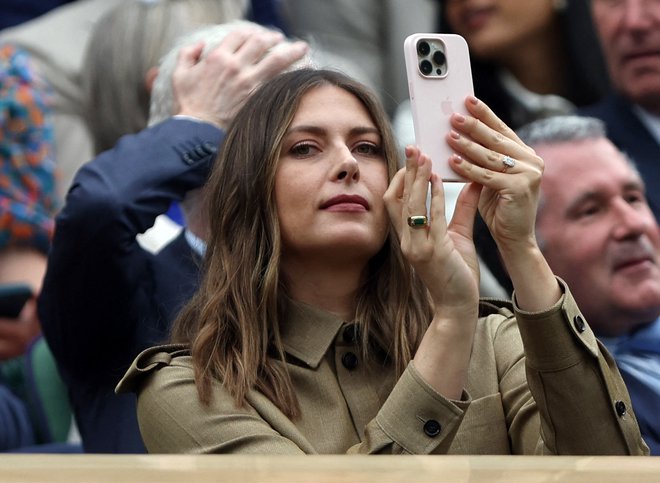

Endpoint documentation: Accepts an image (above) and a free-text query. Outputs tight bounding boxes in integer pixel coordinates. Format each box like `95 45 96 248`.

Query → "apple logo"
441 99 453 115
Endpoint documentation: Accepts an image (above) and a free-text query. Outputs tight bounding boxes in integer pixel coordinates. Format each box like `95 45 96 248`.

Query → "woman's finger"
463 95 526 148
448 182 481 240
404 147 432 235
384 167 406 237
427 173 447 241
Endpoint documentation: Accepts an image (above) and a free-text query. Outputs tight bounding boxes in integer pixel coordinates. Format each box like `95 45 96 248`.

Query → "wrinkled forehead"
536 138 644 204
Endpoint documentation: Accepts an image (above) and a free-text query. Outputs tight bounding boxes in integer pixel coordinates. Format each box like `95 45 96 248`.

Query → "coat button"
341 352 358 370
573 315 586 333
423 420 441 437
343 325 359 344
182 152 195 165
615 400 627 417
194 145 208 157
202 142 218 153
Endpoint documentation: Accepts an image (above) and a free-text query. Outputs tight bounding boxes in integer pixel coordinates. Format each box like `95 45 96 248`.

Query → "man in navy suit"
581 0 660 219
37 25 308 453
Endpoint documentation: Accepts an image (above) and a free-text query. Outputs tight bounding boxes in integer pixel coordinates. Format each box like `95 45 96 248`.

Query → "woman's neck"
499 22 567 97
281 256 366 322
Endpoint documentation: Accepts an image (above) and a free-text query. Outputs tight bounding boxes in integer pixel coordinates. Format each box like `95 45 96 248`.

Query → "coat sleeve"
117 346 472 455
513 278 649 455
37 118 223 384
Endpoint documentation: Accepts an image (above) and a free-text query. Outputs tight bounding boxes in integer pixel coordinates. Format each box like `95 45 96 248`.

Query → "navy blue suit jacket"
38 118 223 453
579 94 660 220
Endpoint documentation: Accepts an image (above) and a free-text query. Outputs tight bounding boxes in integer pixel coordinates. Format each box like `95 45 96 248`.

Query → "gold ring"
407 215 428 228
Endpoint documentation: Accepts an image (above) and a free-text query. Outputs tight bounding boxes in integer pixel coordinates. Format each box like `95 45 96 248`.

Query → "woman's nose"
335 147 360 182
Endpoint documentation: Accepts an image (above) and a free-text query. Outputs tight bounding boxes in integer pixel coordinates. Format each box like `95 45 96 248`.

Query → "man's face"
536 137 660 335
592 0 660 112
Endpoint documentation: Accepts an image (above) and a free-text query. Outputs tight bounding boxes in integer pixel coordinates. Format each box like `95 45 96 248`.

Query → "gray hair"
82 0 247 154
516 115 607 147
149 21 314 125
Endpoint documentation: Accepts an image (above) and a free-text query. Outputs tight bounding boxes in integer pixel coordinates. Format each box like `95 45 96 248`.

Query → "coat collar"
279 300 347 369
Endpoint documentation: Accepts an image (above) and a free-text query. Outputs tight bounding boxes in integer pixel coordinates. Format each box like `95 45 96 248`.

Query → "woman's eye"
291 143 318 157
354 143 380 156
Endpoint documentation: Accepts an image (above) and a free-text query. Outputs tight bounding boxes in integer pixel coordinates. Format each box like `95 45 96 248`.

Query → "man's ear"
144 66 159 94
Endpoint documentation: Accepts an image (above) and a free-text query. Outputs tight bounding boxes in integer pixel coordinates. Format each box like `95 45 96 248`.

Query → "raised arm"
444 96 647 455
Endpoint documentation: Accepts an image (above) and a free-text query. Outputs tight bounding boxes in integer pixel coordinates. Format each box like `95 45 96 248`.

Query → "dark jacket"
38 118 223 452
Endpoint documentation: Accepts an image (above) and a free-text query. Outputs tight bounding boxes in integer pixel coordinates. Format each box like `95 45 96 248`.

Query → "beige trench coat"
117 279 648 455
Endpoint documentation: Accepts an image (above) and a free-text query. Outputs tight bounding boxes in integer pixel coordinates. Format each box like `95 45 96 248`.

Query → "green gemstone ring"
407 215 429 228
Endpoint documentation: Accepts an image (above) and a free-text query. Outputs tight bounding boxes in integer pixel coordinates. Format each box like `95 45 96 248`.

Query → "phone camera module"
433 50 446 66
417 41 430 56
419 60 433 75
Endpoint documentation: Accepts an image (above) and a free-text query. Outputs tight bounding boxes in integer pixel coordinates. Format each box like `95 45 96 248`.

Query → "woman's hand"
446 96 542 254
385 146 481 316
384 146 482 400
446 96 561 311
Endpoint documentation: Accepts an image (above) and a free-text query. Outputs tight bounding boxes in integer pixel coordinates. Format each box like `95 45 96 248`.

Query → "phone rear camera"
433 50 446 66
420 60 433 75
417 41 430 56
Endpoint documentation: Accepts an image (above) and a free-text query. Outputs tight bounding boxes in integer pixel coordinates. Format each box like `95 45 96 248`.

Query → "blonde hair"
171 69 432 418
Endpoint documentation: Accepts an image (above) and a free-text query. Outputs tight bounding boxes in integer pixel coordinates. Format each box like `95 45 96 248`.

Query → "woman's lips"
320 194 369 212
460 6 495 32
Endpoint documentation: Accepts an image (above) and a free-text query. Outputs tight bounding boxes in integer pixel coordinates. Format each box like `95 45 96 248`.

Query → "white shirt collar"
632 104 660 145
498 69 575 117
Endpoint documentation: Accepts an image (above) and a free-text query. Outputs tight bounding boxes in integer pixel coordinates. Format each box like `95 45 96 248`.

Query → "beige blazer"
117 279 648 455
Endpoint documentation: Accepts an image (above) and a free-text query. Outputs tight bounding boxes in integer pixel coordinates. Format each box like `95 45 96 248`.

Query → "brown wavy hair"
170 68 432 418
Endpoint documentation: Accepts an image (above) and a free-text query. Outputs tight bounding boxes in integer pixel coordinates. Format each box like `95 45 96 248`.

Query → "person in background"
510 115 660 454
118 68 646 455
81 0 247 156
0 0 282 201
437 0 609 129
0 44 59 451
38 22 308 453
0 0 128 201
580 0 660 220
80 0 248 244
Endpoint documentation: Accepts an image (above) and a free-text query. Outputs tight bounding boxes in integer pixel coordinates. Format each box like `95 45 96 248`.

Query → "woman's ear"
144 66 159 94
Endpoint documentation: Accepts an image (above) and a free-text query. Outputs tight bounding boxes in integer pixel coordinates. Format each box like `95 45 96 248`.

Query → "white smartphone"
403 33 474 182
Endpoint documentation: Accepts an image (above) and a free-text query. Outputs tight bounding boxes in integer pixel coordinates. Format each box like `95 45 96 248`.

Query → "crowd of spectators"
0 0 658 456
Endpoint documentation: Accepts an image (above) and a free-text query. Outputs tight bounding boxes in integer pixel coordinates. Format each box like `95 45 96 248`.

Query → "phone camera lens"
433 50 446 66
420 60 433 75
417 41 430 56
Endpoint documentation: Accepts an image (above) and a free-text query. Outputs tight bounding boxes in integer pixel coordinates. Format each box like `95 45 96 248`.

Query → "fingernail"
468 95 479 105
454 113 466 123
450 130 460 140
452 154 463 164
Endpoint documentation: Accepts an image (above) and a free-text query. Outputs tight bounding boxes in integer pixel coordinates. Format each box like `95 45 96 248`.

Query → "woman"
117 68 646 455
438 0 610 129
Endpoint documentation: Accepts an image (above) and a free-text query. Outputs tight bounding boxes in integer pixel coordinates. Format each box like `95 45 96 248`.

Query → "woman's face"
275 85 390 266
444 0 556 61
